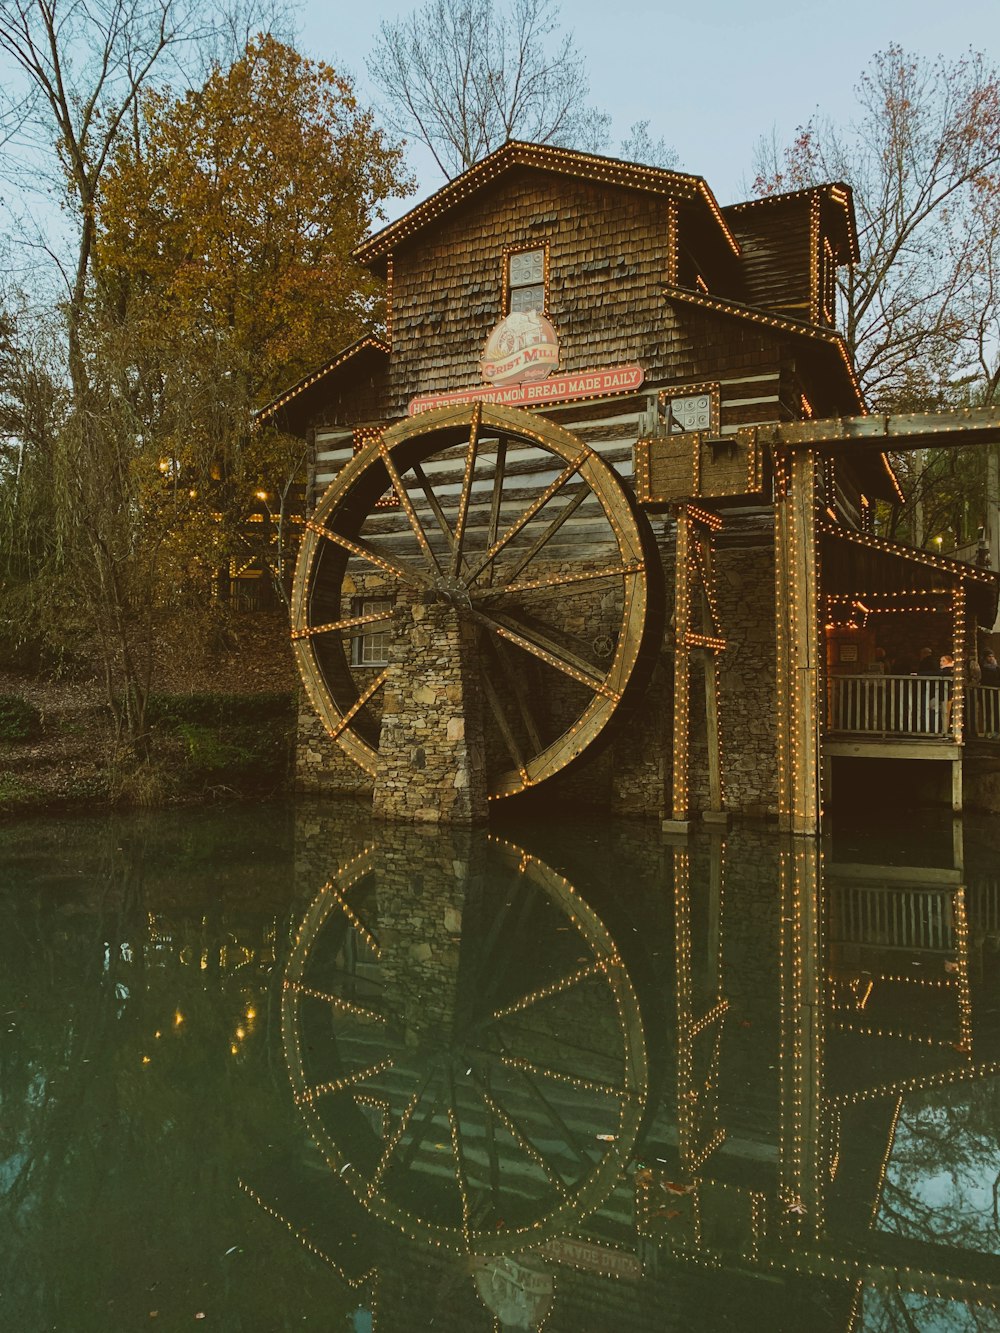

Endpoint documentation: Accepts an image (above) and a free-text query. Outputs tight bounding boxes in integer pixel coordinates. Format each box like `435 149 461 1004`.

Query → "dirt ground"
0 611 297 812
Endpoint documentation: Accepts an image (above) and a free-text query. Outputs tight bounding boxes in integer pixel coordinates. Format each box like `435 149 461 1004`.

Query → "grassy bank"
0 681 296 816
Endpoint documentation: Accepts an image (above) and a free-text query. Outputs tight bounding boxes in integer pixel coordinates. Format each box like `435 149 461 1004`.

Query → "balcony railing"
827 673 953 738
968 685 1000 739
830 883 956 953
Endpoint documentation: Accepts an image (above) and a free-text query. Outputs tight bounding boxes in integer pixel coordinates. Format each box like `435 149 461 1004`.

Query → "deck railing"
827 673 952 738
968 685 1000 739
830 883 956 953
968 877 1000 933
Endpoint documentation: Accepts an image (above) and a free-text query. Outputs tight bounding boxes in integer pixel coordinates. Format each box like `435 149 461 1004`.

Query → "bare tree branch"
367 0 617 179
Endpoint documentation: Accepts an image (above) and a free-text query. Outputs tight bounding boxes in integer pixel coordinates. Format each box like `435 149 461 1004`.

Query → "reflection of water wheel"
291 402 662 799
282 838 647 1257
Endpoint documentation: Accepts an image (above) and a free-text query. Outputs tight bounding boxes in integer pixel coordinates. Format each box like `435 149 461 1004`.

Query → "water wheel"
281 836 648 1257
291 401 662 800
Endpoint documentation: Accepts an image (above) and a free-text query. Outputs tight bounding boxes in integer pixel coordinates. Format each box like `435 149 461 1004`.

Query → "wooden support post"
951 587 965 747
666 508 692 832
779 838 825 1238
775 451 821 835
698 534 728 825
952 817 964 874
702 652 729 823
951 757 963 814
707 832 723 968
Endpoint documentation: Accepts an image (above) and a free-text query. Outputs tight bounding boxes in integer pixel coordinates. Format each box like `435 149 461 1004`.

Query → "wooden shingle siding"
384 171 676 414
724 198 814 321
271 153 875 525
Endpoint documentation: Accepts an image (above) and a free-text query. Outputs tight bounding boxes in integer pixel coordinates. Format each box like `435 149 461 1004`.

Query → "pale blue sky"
297 0 1000 210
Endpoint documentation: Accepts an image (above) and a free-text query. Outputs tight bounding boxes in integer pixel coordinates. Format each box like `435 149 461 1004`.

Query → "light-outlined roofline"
353 140 740 274
661 284 866 414
255 337 390 426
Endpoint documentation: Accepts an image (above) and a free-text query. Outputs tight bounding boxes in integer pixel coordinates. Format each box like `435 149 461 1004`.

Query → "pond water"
2 801 999 1331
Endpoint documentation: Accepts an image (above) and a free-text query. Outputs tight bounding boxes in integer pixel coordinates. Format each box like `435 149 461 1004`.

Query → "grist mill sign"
407 310 643 414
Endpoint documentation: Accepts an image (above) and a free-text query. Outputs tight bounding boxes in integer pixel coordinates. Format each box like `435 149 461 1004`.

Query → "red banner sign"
408 364 644 416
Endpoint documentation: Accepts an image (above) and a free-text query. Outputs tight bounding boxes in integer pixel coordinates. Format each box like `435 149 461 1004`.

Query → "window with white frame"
350 596 393 666
658 383 720 435
507 247 546 314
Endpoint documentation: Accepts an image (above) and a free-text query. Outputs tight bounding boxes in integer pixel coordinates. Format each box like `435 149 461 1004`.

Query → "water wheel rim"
291 402 659 799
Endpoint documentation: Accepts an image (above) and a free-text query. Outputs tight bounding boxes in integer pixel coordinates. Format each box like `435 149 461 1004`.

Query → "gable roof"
662 284 866 413
353 140 740 276
254 337 389 432
725 183 860 264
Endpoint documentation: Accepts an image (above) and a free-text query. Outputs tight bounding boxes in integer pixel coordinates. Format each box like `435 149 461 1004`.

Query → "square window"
350 596 393 667
510 283 545 313
659 383 720 435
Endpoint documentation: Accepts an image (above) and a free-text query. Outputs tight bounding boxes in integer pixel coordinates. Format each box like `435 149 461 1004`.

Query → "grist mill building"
259 140 1000 833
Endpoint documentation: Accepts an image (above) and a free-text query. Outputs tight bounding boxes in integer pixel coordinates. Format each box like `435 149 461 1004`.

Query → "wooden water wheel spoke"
473 561 643 602
291 609 395 641
366 1075 435 1199
293 402 661 801
500 1053 632 1101
468 1069 570 1196
283 978 385 1023
470 608 613 697
489 635 544 755
451 402 482 576
481 666 527 775
412 462 462 558
484 436 507 586
296 1057 396 1105
491 961 605 1022
496 1048 595 1167
327 671 389 746
326 885 381 956
464 453 588 587
447 1070 474 1244
378 441 442 574
304 518 425 586
495 482 591 587
396 1080 448 1172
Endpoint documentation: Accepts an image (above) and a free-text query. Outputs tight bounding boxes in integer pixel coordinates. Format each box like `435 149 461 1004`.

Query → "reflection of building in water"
241 813 1000 1330
640 828 1000 1331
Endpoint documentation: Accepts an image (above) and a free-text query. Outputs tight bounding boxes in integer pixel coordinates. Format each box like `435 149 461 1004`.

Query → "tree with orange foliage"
1 36 411 766
753 46 1000 554
96 33 412 403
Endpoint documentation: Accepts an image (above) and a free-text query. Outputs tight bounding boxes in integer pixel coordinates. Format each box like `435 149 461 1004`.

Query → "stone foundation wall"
295 703 375 796
716 544 778 816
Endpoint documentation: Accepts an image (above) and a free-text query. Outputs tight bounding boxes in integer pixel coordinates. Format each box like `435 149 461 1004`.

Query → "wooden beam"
704 652 723 815
697 533 724 816
757 407 1000 453
779 839 825 1235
